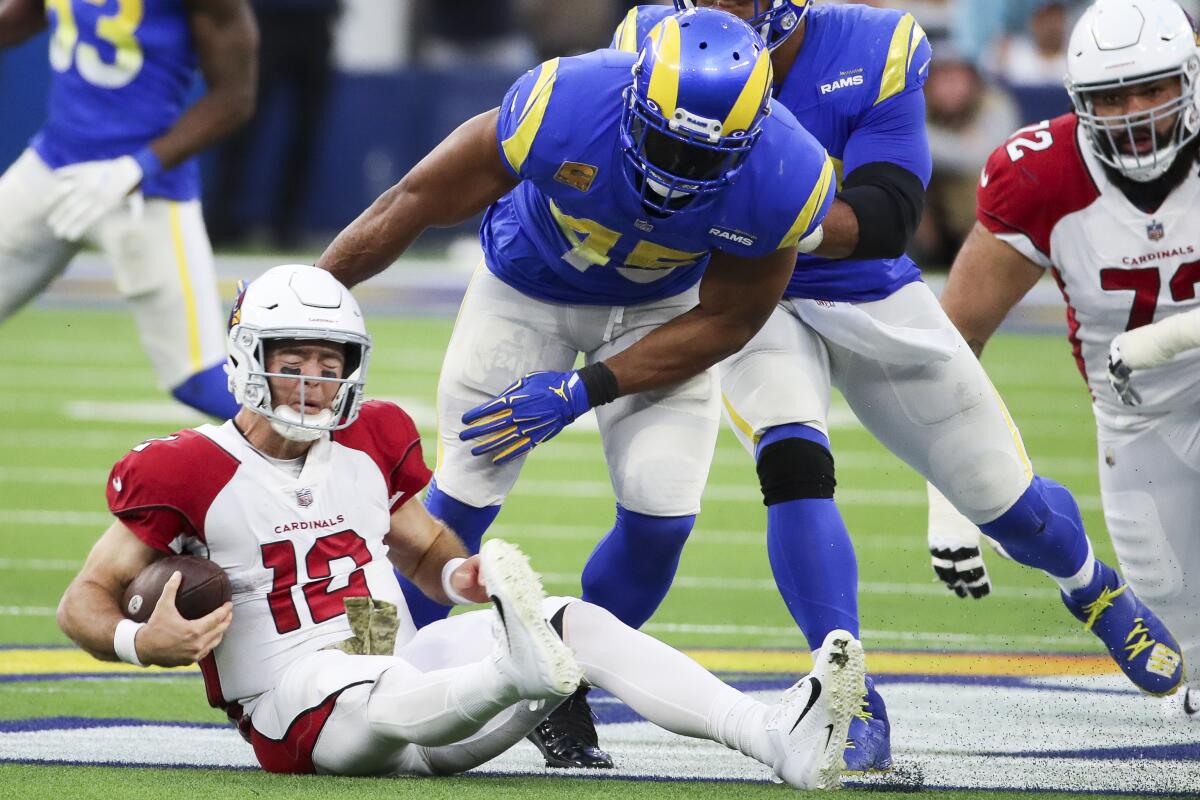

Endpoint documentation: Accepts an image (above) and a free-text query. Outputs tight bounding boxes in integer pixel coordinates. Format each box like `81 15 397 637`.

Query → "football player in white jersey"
56 264 865 786
928 0 1200 719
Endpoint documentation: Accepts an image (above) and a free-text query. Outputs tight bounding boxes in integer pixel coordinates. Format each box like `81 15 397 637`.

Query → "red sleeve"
106 430 240 552
976 114 1100 264
334 401 432 512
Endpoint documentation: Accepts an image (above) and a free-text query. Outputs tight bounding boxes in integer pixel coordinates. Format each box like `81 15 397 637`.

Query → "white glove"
48 155 144 242
1106 339 1141 407
927 482 992 599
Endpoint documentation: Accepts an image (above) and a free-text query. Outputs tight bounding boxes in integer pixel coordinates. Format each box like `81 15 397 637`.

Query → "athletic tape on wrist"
441 557 474 605
113 618 147 667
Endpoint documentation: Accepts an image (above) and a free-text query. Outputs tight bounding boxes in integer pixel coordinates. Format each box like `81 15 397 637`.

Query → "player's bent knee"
755 437 835 505
939 450 1031 524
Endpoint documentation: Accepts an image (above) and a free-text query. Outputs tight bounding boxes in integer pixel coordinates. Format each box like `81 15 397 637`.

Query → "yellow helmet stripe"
614 7 640 53
778 154 835 249
875 13 917 106
646 16 682 118
722 48 774 134
501 58 560 174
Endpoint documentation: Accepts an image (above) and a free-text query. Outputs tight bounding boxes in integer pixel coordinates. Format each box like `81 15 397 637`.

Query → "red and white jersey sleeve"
977 114 1200 418
331 400 432 511
106 430 240 555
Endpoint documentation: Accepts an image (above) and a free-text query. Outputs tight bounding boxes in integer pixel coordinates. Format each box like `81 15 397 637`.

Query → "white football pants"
720 280 1034 524
433 267 720 516
0 148 227 389
248 598 774 776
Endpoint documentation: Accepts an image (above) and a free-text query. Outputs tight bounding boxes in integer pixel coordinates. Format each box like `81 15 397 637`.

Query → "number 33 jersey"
978 113 1200 419
34 0 200 200
105 402 433 706
482 48 836 306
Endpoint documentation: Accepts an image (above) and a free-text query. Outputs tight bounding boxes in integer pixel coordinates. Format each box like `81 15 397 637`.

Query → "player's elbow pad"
838 162 926 260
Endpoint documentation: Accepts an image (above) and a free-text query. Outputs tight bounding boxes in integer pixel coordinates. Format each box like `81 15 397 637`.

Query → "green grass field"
0 306 1155 799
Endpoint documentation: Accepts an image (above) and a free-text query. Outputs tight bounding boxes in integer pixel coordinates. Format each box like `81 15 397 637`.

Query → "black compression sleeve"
837 161 926 260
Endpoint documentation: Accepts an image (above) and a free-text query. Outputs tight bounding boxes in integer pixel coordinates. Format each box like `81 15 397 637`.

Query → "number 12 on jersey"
260 531 372 634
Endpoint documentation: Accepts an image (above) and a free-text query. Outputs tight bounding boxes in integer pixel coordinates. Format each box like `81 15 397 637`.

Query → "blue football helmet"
673 0 811 50
620 8 774 215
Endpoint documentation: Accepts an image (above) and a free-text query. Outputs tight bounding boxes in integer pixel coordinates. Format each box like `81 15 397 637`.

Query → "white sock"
1051 542 1097 596
562 601 775 767
366 659 518 748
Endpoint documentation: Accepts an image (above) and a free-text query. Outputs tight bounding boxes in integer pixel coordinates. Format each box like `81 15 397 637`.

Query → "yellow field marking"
689 649 1116 677
1 647 1115 679
0 649 194 676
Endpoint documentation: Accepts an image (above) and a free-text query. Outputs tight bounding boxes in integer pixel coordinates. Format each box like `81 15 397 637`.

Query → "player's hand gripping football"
134 571 234 667
461 370 593 464
1106 338 1142 406
48 155 144 242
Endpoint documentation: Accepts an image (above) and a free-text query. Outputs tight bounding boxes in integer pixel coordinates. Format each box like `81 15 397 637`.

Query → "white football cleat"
481 539 582 701
766 629 865 790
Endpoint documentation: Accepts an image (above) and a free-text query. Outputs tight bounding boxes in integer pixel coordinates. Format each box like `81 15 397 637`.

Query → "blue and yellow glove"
461 370 595 464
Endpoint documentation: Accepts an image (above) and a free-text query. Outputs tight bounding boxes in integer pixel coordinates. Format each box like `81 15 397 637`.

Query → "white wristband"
113 618 146 667
440 557 473 605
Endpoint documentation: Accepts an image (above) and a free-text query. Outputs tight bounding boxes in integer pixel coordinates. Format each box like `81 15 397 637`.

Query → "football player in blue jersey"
318 8 838 769
608 0 1186 774
0 0 257 418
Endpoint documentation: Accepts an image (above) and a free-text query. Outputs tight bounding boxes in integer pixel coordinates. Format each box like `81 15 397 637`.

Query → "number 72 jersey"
35 0 200 201
978 113 1200 418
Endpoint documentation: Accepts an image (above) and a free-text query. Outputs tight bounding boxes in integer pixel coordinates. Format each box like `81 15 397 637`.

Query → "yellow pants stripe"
168 202 202 372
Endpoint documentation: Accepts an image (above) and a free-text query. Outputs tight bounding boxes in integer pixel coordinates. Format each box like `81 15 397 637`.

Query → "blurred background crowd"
3 0 1199 266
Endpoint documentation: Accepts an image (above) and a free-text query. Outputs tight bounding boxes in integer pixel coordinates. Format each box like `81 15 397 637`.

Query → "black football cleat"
527 684 614 768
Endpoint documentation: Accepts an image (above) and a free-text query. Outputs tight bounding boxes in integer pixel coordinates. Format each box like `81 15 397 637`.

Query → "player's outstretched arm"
0 0 46 48
147 0 259 171
318 109 520 289
606 246 798 395
57 520 232 667
940 223 1043 357
384 498 487 605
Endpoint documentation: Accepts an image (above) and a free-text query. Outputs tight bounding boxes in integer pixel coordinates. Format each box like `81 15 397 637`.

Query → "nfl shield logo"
296 488 313 508
1147 220 1165 241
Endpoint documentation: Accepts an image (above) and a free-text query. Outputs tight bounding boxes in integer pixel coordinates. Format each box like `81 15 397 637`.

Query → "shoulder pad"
977 114 1099 262
334 401 431 511
107 430 239 551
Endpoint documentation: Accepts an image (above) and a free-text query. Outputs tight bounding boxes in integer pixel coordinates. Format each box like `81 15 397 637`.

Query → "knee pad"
756 437 836 506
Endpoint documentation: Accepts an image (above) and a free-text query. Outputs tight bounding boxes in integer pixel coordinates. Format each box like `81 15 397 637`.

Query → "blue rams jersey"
32 0 200 201
483 49 835 306
615 5 933 302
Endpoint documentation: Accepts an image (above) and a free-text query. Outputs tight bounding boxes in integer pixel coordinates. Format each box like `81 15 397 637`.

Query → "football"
122 555 232 623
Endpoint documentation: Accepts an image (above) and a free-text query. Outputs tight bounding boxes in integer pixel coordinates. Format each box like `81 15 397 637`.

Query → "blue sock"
171 363 239 419
580 505 695 628
979 475 1090 579
757 424 859 648
398 479 500 628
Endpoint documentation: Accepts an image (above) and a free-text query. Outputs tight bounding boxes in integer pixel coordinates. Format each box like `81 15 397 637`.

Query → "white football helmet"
226 265 371 442
1067 0 1200 182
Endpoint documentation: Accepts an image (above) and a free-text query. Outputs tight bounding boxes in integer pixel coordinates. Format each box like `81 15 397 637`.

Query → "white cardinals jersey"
106 401 433 710
978 114 1200 422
